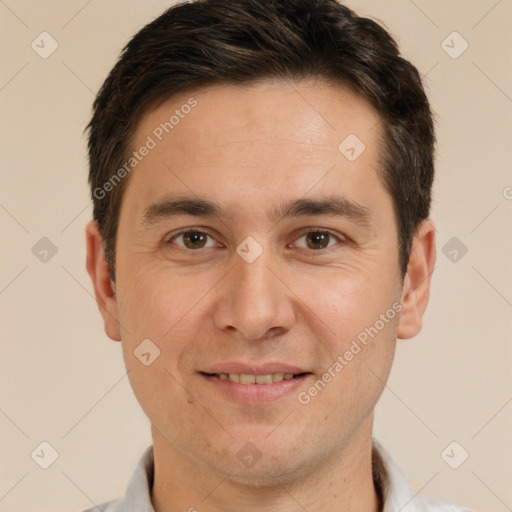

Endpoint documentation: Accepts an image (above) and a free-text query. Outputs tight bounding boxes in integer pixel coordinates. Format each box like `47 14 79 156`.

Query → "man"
84 0 472 510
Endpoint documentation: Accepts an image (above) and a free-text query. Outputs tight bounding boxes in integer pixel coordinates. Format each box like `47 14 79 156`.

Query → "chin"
220 457 315 489
201 437 322 490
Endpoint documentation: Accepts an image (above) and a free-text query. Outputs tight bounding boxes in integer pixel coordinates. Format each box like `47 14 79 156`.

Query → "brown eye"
168 230 217 250
293 230 341 251
182 231 208 249
305 232 331 249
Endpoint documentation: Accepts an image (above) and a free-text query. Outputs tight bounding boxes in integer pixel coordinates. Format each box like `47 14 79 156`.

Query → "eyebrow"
140 195 372 229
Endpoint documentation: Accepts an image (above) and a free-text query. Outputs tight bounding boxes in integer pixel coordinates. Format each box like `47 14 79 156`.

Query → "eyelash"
165 228 346 252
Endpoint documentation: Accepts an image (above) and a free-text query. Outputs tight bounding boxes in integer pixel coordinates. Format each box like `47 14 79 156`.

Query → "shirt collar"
372 438 426 511
122 444 155 512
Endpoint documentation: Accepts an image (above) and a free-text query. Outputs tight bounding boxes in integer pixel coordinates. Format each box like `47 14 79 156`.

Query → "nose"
213 244 295 341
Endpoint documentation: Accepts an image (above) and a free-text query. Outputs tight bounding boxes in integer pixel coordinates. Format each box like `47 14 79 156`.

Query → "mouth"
200 371 311 384
198 366 313 403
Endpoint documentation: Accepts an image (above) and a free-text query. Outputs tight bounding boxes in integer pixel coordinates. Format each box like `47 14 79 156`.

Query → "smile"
199 370 313 403
204 372 309 384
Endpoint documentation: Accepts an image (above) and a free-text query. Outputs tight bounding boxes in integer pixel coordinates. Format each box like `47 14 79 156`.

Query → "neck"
150 420 381 512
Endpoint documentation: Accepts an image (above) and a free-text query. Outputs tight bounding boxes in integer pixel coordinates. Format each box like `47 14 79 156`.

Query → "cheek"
115 267 218 410
117 266 206 340
299 263 400 340
298 268 399 400
116 272 198 422
300 306 397 433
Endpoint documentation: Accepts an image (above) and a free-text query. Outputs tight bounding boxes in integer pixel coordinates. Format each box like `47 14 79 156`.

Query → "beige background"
1 1 511 511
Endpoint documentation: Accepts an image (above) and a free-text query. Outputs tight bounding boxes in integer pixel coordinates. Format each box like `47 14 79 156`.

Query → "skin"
86 79 436 512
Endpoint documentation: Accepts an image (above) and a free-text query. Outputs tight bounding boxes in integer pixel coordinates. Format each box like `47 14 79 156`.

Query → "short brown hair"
86 0 435 281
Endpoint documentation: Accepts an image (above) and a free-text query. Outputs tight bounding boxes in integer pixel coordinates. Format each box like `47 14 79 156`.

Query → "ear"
397 219 436 339
85 220 121 341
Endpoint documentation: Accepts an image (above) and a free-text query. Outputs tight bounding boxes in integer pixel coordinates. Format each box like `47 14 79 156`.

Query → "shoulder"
415 494 475 512
372 438 475 512
80 498 124 512
78 445 155 512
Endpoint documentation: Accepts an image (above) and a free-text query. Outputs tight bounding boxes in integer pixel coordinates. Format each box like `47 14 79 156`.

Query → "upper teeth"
217 373 296 384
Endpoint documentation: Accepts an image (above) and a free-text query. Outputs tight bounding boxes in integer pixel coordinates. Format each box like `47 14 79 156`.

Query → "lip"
198 362 313 404
201 362 309 375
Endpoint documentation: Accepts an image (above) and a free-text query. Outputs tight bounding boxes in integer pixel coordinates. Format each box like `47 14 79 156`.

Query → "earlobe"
85 221 122 342
397 219 436 340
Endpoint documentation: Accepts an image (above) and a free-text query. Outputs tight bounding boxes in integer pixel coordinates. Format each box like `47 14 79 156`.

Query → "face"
87 79 433 486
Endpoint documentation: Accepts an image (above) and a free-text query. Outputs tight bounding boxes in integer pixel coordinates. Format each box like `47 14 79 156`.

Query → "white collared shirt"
82 439 473 512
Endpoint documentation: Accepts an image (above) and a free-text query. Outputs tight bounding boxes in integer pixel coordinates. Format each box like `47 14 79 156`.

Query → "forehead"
123 79 385 221
134 79 380 152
